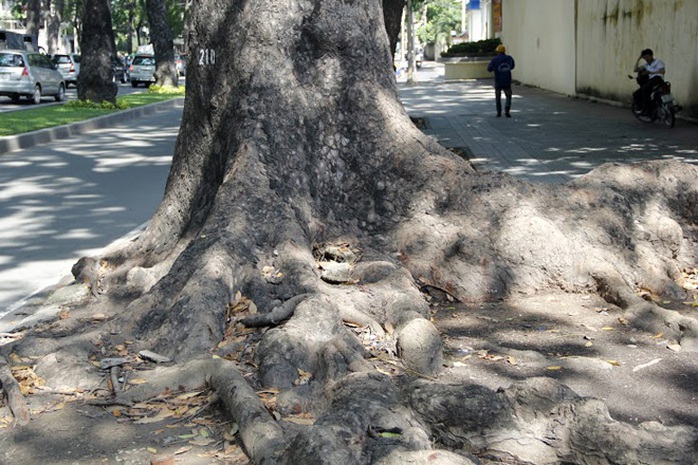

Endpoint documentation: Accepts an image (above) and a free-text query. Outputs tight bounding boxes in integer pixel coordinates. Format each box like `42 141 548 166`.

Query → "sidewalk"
398 62 698 184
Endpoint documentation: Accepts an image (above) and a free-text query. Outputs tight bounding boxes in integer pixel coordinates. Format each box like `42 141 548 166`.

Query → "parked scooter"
629 73 680 128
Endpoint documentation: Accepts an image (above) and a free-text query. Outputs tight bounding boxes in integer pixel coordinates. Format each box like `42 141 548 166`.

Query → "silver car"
0 50 66 104
51 53 80 88
129 54 156 87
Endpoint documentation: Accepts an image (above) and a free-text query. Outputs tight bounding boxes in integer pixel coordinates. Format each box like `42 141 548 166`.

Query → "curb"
0 97 185 155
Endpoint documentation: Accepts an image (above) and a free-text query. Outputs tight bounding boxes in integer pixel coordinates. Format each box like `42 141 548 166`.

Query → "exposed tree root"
96 355 698 465
240 294 310 328
0 357 30 426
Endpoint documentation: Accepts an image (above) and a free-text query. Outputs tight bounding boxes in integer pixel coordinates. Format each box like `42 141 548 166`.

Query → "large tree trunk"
77 0 118 103
145 0 178 86
9 0 698 463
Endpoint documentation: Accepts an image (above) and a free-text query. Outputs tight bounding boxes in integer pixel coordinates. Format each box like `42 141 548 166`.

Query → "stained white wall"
576 0 697 115
501 0 698 117
501 0 577 96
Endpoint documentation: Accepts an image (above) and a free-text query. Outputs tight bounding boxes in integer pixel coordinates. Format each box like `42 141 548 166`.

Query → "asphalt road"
0 102 181 317
0 80 151 113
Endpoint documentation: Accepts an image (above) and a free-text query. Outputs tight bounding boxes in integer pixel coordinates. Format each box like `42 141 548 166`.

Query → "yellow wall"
502 0 698 118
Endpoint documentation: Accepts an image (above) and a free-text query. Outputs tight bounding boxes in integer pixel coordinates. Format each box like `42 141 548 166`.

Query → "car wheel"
10 94 20 102
131 81 139 88
31 85 41 104
55 83 66 102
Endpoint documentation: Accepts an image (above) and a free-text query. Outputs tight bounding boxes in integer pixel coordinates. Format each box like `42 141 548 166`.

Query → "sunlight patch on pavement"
56 228 100 240
93 154 173 173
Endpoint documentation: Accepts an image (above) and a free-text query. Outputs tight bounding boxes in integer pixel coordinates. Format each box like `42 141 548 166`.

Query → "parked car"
175 54 186 76
129 54 156 87
50 53 80 87
0 49 65 104
111 55 127 83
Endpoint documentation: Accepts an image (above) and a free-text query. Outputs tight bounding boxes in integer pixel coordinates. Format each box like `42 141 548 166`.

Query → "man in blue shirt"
487 44 516 117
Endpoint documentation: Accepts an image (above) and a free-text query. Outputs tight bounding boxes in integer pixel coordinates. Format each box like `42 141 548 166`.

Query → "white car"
129 54 156 88
0 50 66 104
51 53 80 88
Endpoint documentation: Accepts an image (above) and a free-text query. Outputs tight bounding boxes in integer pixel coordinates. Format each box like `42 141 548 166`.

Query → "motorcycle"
629 73 680 128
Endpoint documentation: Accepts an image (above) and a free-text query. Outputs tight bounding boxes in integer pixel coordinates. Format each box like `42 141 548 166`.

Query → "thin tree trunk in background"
47 0 64 54
406 0 416 84
126 0 135 53
145 0 177 86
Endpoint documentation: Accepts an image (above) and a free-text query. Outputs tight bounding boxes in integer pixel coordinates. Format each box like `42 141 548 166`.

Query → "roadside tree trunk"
78 0 118 103
46 0 64 55
24 0 41 49
145 0 178 86
40 0 698 463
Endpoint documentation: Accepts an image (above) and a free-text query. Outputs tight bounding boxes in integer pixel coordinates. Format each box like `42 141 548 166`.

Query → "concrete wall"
576 0 697 117
501 0 698 118
501 0 577 96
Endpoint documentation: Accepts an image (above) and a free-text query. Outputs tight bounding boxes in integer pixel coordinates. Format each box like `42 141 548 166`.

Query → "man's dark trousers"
496 85 512 116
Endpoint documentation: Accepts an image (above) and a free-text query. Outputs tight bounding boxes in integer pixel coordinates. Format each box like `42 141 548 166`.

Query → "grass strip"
0 87 185 137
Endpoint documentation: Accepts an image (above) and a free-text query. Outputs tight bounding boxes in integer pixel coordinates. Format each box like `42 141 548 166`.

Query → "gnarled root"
0 357 30 426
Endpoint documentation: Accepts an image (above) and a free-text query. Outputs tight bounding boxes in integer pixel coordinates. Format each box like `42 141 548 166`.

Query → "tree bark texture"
69 0 698 463
78 0 118 103
145 0 178 86
47 0 65 55
24 0 41 49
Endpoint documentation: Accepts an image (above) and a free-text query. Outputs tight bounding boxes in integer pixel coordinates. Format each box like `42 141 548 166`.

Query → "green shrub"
441 38 502 58
66 99 131 110
148 85 186 96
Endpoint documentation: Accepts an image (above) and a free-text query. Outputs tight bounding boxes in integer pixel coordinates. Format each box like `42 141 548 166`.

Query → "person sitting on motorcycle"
633 49 666 115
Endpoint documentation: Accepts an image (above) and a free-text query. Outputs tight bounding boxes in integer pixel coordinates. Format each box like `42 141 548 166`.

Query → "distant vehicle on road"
129 54 156 87
175 54 186 76
0 30 36 51
51 53 80 87
111 55 127 83
0 49 65 104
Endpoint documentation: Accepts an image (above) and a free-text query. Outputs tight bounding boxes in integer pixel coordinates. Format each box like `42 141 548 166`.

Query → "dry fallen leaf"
285 414 317 426
294 368 313 386
188 436 216 447
134 408 174 424
546 366 563 371
607 360 621 366
151 455 175 465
